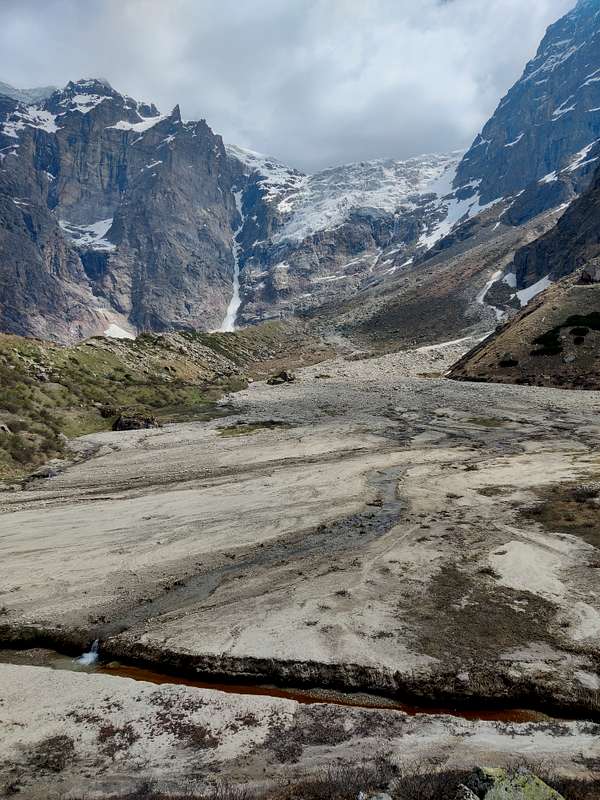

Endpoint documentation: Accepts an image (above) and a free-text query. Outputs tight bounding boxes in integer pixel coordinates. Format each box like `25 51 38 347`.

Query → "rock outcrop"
460 767 564 800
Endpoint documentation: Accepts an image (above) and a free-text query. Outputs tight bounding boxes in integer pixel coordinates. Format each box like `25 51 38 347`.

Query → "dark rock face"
1 80 462 341
0 79 238 341
266 369 296 385
513 164 600 287
112 414 161 431
455 0 600 209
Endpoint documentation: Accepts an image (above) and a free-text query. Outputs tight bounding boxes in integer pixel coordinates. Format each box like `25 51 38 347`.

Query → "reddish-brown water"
0 648 571 724
99 663 547 723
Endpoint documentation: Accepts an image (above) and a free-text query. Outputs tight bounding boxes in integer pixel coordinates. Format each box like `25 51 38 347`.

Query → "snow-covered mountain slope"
228 143 460 244
225 144 464 325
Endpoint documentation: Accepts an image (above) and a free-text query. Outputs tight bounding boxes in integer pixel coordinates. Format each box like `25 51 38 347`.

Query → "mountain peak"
64 78 115 96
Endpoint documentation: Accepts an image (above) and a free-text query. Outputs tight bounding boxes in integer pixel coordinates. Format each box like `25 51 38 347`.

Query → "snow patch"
109 114 168 133
566 139 600 172
581 68 600 88
516 274 552 307
523 42 583 84
142 160 163 171
552 95 577 120
104 324 135 340
505 133 525 147
311 274 347 283
476 269 505 321
59 218 116 252
0 106 61 144
418 180 501 251
62 94 108 114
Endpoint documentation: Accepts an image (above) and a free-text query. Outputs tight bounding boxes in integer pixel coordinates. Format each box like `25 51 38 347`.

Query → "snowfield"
227 143 462 244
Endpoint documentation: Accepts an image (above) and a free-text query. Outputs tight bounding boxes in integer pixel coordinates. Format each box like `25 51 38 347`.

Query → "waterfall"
220 190 245 332
76 639 100 666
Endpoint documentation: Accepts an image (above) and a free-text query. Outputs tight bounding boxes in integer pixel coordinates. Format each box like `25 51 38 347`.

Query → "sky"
0 0 576 172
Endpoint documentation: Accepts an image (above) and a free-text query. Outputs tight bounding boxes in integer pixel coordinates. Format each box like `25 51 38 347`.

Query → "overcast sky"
0 0 575 171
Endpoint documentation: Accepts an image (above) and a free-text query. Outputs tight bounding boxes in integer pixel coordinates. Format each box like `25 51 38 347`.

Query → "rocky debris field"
1 337 600 796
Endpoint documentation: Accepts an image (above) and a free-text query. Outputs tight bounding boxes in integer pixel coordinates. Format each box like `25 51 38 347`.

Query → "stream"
0 646 577 725
219 189 244 332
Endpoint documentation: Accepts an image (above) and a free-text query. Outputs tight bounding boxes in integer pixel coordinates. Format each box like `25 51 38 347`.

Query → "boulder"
112 414 161 431
462 767 565 800
579 262 600 285
266 370 296 386
455 787 479 800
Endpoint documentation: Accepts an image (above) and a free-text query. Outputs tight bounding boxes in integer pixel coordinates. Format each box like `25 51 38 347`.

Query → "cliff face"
512 164 600 287
1 79 464 340
455 0 600 210
0 79 238 341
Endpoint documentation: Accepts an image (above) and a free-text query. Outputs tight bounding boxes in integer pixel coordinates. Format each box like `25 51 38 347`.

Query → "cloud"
0 0 576 170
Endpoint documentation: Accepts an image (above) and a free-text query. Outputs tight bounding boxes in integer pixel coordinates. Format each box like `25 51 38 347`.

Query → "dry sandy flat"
1 338 600 793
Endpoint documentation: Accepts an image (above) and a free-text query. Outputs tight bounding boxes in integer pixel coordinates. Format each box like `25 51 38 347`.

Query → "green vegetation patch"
466 416 506 428
0 322 324 480
0 333 247 480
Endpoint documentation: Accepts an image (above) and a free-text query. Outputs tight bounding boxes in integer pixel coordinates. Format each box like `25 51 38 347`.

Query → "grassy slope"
0 323 326 481
448 274 600 390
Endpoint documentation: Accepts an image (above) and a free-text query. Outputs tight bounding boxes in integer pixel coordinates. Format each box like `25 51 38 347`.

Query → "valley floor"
1 336 600 796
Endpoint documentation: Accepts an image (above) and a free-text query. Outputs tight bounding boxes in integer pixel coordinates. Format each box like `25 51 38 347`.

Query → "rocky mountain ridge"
448 265 600 390
452 0 600 277
1 76 470 342
2 0 600 343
